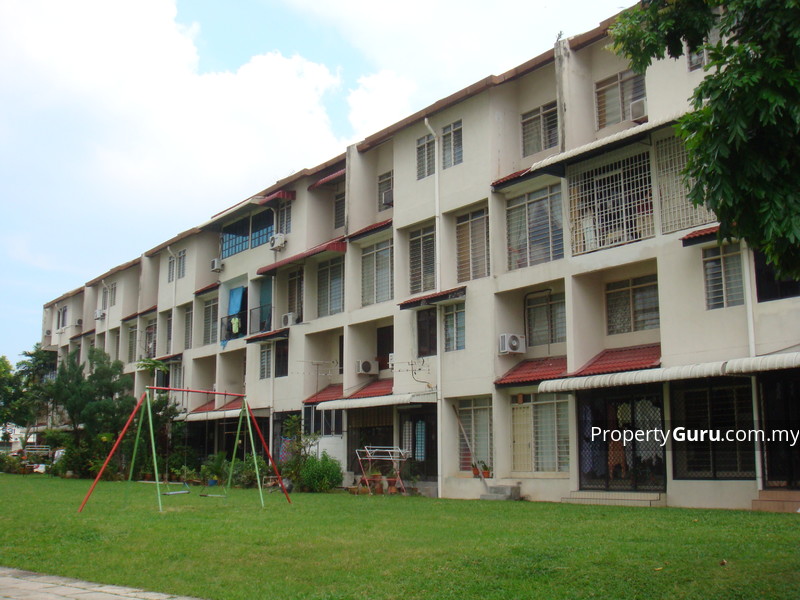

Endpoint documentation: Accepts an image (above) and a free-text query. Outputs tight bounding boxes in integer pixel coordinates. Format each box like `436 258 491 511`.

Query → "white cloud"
347 70 417 139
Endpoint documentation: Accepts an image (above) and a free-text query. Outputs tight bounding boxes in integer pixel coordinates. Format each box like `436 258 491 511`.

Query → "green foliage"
299 451 343 492
231 453 269 488
611 0 800 278
277 413 320 484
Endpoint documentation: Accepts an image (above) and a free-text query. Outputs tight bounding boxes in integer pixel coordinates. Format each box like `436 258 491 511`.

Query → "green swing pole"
226 406 246 493
127 405 146 482
243 397 265 508
145 391 163 513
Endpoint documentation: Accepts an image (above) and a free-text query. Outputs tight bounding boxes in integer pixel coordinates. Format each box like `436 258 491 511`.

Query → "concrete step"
752 489 800 512
488 485 521 500
756 489 800 502
562 490 665 507
480 492 511 501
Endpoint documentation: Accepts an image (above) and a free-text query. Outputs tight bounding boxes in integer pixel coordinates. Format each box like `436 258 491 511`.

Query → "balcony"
248 304 272 335
220 310 248 342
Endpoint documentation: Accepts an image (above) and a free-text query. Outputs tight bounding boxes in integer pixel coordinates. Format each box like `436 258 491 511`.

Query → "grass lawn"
0 475 798 600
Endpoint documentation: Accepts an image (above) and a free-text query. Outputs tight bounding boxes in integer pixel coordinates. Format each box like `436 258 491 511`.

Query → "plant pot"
482 471 491 479
471 467 480 477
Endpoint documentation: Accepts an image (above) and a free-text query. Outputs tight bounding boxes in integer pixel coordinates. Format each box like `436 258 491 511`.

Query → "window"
456 209 489 282
754 251 800 303
333 192 345 229
361 239 393 306
378 171 393 211
101 287 109 310
376 326 394 371
443 302 465 352
109 283 116 307
512 393 570 473
304 405 343 436
56 306 68 329
442 120 463 169
166 314 173 355
606 275 660 335
417 308 437 357
203 298 218 345
167 255 175 283
127 326 137 363
507 184 563 269
568 151 653 255
458 398 492 471
409 225 436 294
184 306 193 350
595 70 646 129
522 101 558 157
287 270 304 322
672 380 755 479
144 319 157 358
526 292 566 346
277 199 292 234
259 345 271 379
176 250 186 279
221 218 250 259
703 244 744 309
317 257 344 317
251 210 274 248
416 134 435 180
274 339 289 377
655 136 715 233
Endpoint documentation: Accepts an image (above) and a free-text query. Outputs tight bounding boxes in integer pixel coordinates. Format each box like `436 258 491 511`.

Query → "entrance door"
761 369 800 489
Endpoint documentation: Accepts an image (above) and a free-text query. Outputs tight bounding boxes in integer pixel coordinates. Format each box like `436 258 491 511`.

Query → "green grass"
0 475 798 600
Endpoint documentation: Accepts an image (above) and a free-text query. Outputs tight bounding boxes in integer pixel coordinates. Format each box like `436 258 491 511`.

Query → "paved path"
0 568 204 600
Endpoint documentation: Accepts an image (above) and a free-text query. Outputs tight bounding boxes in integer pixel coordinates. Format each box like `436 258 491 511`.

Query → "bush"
232 453 269 488
299 451 343 493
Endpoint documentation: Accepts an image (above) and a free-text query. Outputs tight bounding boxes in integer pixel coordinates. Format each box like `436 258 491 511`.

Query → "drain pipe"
741 242 763 489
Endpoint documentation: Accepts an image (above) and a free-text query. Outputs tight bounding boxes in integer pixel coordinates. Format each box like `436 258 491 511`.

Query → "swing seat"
162 490 190 495
199 493 226 498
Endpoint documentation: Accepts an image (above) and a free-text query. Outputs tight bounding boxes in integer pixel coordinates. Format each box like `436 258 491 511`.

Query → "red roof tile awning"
308 168 346 191
398 286 466 309
256 237 346 276
495 357 568 387
304 384 344 405
574 344 661 377
191 399 216 413
349 378 393 399
348 219 392 241
681 224 720 246
257 190 296 206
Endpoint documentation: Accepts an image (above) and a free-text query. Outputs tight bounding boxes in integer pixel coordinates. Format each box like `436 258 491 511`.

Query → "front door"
761 369 800 489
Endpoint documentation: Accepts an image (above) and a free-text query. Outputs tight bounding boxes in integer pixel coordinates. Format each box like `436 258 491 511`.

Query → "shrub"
232 453 269 488
299 451 343 493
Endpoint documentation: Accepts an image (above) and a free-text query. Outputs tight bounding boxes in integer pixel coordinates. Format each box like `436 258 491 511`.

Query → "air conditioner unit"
269 233 287 251
280 312 296 328
380 189 394 208
630 98 648 121
388 353 395 370
76 318 83 327
498 333 526 355
355 359 379 375
94 309 106 320
210 258 223 272
45 329 52 336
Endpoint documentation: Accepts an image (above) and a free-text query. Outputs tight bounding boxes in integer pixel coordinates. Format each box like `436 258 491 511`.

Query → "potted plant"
471 462 480 478
480 461 492 479
203 451 228 486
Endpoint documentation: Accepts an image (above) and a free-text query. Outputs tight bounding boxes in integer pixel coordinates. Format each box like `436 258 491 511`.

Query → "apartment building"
42 13 800 509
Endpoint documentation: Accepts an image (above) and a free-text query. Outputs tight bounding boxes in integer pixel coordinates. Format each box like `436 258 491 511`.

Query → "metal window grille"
402 420 413 453
512 402 533 472
167 255 175 282
533 394 570 472
703 243 744 309
416 134 435 179
416 308 437 357
442 120 463 168
456 208 490 282
274 339 289 377
176 249 186 279
250 210 274 248
144 320 157 359
109 283 116 307
127 326 137 363
443 302 465 352
595 70 646 129
606 275 660 334
221 218 250 258
361 239 393 306
277 199 292 234
287 269 304 321
507 184 564 269
317 256 344 317
184 307 193 350
203 298 218 345
101 288 109 310
526 292 566 345
409 225 436 294
378 171 393 211
334 192 346 229
655 136 715 233
522 101 558 156
458 398 493 471
259 344 271 379
166 314 172 355
568 150 653 255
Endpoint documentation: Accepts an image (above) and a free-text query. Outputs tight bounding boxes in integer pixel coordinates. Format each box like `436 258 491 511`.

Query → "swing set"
78 386 291 513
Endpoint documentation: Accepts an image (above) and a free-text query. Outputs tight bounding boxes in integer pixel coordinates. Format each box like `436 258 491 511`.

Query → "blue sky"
0 0 632 365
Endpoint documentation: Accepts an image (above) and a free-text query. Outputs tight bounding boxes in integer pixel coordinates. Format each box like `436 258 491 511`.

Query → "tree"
610 0 800 278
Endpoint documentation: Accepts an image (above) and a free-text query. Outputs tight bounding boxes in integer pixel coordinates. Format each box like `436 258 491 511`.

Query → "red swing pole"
78 391 148 513
246 403 292 504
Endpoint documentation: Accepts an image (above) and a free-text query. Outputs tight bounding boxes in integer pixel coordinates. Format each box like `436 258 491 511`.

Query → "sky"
0 0 633 365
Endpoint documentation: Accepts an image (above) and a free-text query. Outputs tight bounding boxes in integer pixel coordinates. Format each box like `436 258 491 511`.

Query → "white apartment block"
42 14 800 510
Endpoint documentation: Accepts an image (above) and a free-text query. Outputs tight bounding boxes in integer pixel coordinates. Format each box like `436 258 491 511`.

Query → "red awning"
245 328 289 344
680 225 719 241
398 286 466 309
348 219 392 241
257 190 296 205
349 378 393 399
308 168 346 191
573 344 661 377
191 399 216 413
256 237 346 276
495 356 568 387
304 384 345 405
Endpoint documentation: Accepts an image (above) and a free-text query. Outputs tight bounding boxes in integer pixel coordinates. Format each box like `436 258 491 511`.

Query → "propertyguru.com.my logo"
590 426 800 448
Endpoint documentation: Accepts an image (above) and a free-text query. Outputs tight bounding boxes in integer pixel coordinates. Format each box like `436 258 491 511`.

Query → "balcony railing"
249 304 272 335
220 310 249 342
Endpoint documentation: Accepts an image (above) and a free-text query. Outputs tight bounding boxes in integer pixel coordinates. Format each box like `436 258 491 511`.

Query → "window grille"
595 70 646 129
102 288 109 310
317 256 344 317
568 150 653 255
334 192 345 229
127 326 137 363
287 270 304 322
251 210 274 248
522 101 558 156
703 244 743 309
361 239 394 306
378 171 393 211
259 344 271 379
606 275 660 335
443 302 465 352
277 199 292 234
456 208 490 282
416 308 437 357
166 314 172 355
526 292 566 346
511 403 533 472
203 298 218 345
221 218 250 259
184 307 193 350
507 184 564 269
167 255 175 283
109 283 117 307
274 339 289 377
458 398 493 471
144 319 157 358
442 120 463 169
409 225 436 294
176 249 186 279
655 136 715 233
416 134 435 179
